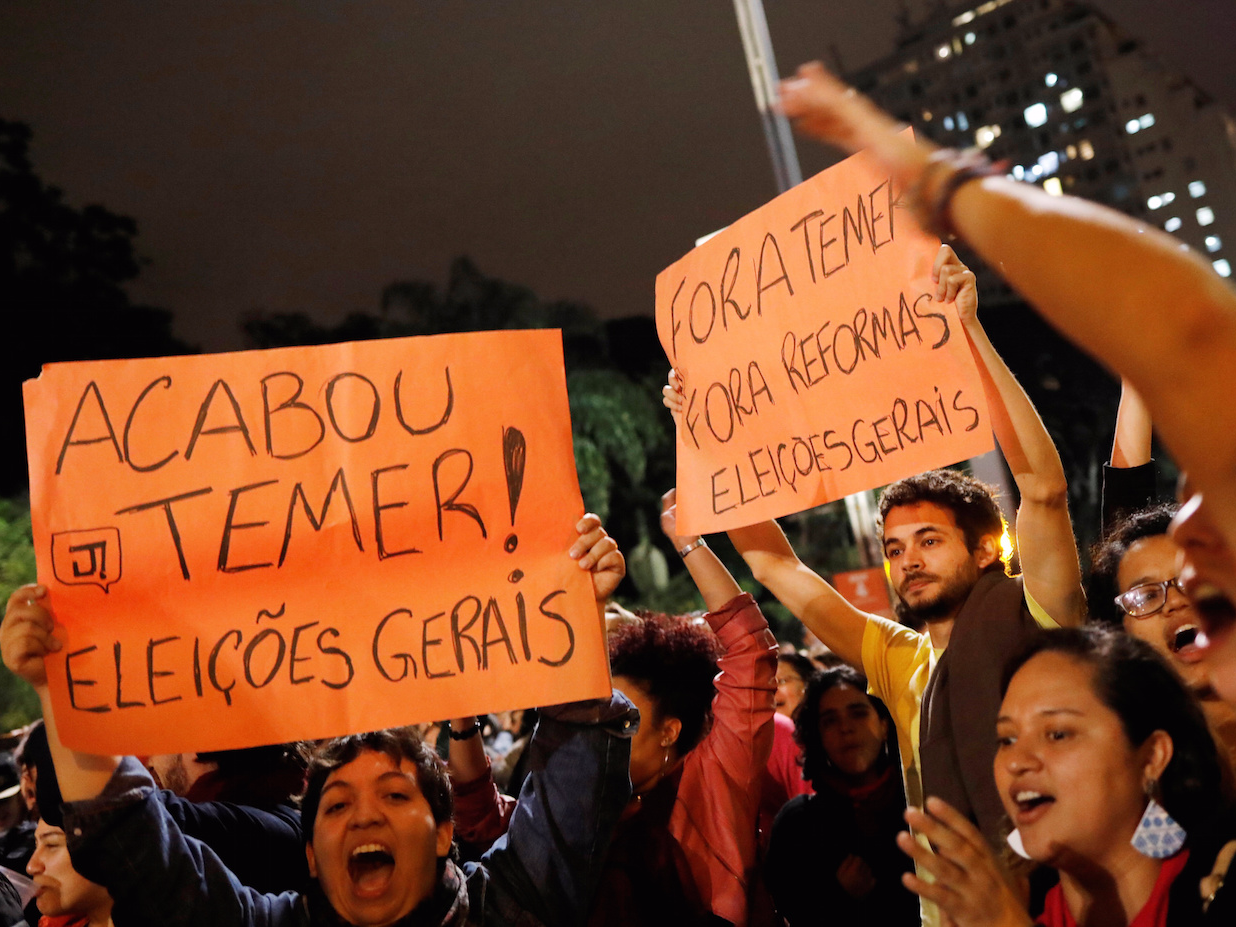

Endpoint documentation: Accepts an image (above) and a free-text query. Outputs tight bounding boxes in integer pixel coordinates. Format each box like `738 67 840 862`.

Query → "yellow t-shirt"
860 583 1056 926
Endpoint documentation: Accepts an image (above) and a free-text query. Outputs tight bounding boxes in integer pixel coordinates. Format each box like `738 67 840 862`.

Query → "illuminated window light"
1060 88 1084 113
1079 140 1095 160
953 10 977 25
1126 119 1141 134
965 32 976 44
1190 180 1207 198
1139 113 1156 129
1045 73 1059 88
923 110 934 121
957 112 970 131
1164 217 1182 233
1043 178 1064 196
1206 235 1222 252
1024 103 1049 128
1214 259 1232 277
943 115 956 130
938 44 951 59
1198 207 1216 226
1147 195 1163 210
975 125 1002 149
1012 165 1026 180
1065 145 1077 159
1161 191 1175 205
1037 151 1060 177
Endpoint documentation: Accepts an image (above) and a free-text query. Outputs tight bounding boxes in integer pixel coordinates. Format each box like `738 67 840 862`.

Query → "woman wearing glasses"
1088 383 1236 774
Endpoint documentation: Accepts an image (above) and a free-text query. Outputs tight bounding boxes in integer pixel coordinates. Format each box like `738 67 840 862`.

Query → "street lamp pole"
732 0 803 193
731 1 884 569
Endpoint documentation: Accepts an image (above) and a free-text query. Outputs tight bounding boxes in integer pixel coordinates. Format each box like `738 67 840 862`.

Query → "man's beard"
893 564 980 625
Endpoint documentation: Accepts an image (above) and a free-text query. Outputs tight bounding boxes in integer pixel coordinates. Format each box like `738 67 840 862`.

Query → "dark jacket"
64 693 637 927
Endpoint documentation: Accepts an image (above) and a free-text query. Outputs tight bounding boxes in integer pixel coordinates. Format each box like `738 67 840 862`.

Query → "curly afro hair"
608 613 721 755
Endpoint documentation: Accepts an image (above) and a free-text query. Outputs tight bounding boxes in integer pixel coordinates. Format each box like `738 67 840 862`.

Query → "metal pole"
732 0 889 568
732 0 803 193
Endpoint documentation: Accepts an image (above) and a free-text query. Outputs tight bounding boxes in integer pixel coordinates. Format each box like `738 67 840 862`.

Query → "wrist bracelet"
678 538 707 558
448 719 482 741
909 147 1003 240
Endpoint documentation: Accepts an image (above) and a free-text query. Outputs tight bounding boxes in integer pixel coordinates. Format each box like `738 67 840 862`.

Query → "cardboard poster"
656 134 994 534
23 329 609 753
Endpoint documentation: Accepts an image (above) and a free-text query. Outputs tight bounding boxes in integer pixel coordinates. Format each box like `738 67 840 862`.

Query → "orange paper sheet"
656 136 994 534
23 329 609 754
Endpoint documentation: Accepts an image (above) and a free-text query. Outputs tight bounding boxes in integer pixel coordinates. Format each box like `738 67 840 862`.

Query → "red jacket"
452 593 777 927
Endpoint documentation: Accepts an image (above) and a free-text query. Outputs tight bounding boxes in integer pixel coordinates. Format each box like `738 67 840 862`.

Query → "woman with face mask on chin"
897 627 1236 926
764 666 915 927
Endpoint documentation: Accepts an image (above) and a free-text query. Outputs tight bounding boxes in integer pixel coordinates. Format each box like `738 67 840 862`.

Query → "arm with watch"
662 372 869 668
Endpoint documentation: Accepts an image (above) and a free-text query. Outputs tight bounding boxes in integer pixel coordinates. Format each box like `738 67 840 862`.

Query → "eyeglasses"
1114 577 1186 618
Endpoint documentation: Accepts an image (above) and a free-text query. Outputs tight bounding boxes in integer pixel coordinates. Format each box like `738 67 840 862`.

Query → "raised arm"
726 519 869 667
1111 379 1153 470
659 488 742 612
1102 380 1158 529
778 60 1236 555
0 585 119 802
663 370 870 665
938 246 1085 627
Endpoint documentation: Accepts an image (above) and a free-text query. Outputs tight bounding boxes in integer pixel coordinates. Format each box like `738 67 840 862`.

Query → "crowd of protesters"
1 58 1236 927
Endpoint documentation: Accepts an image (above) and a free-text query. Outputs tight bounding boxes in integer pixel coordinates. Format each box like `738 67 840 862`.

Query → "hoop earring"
1131 782 1187 859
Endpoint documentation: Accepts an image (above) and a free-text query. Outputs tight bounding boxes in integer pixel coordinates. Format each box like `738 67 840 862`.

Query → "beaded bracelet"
909 148 1004 240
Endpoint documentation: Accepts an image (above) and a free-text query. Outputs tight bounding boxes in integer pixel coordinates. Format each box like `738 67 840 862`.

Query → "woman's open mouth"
348 844 395 898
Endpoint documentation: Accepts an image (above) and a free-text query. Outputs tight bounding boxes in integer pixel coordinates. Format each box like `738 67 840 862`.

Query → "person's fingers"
924 796 991 852
578 534 619 571
932 244 957 281
901 868 955 908
661 488 677 510
904 805 974 861
569 514 605 559
896 828 966 886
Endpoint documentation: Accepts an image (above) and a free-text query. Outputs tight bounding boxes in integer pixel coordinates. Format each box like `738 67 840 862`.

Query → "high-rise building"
848 0 1236 301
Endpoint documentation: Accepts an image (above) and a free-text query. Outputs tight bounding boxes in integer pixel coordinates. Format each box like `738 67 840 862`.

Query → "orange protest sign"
23 329 609 754
656 135 994 534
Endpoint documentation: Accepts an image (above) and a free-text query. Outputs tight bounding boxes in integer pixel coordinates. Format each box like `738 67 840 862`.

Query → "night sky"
2 0 1233 353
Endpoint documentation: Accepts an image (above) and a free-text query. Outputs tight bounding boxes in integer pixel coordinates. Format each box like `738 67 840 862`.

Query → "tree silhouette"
0 119 193 495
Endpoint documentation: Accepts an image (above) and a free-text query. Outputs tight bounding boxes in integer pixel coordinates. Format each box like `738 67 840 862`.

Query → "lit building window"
965 31 976 45
1161 192 1176 205
1079 140 1095 160
1189 180 1207 198
1043 178 1064 196
1060 89 1084 113
957 112 970 131
975 125 1002 149
1012 165 1026 180
1198 207 1216 226
944 115 956 130
953 10 977 26
938 44 951 59
1126 119 1141 134
1037 151 1060 176
1025 103 1049 128
923 110 934 121
1045 73 1059 87
1147 195 1163 210
1214 259 1232 277
1139 113 1156 129
1066 145 1078 159
1206 235 1222 252
1165 217 1182 233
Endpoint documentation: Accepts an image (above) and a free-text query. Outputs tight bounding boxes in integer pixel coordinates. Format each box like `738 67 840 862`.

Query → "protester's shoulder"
862 613 929 655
